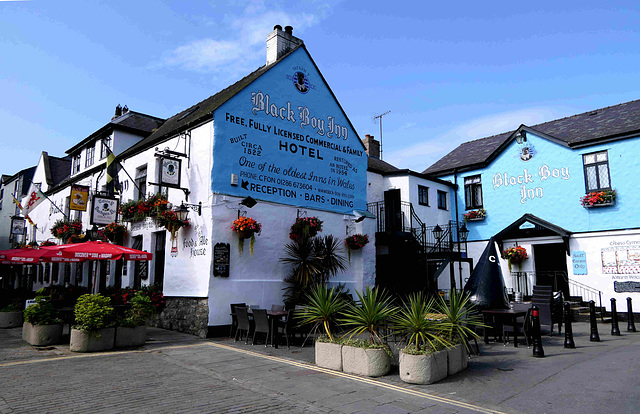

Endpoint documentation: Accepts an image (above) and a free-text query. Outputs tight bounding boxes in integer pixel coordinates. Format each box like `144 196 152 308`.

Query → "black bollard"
611 298 621 336
627 297 637 332
564 302 575 349
589 300 600 342
531 305 545 357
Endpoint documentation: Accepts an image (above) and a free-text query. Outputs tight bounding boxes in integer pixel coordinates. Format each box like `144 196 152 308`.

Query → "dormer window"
85 146 95 168
72 154 81 174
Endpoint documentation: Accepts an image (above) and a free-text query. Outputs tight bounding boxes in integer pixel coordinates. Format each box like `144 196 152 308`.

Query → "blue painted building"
425 100 640 310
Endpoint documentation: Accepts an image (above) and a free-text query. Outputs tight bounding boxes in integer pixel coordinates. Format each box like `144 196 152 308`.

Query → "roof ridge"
529 98 640 130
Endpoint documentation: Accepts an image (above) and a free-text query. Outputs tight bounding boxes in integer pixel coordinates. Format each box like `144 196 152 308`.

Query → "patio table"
481 309 526 348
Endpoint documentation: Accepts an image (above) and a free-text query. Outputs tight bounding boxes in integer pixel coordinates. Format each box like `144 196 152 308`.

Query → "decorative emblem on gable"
287 66 315 94
517 144 536 162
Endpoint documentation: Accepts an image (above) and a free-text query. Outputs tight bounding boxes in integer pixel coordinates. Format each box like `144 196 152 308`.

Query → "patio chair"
271 304 285 312
251 309 271 347
234 307 252 344
229 303 247 338
275 309 294 349
532 286 563 335
503 305 533 347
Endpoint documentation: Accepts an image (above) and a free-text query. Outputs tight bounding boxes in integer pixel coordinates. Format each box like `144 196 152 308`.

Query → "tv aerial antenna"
373 110 391 160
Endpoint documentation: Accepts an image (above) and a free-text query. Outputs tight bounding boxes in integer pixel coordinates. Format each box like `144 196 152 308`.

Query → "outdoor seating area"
231 305 294 349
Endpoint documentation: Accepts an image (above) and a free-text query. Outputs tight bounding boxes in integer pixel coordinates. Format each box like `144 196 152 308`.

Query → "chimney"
112 104 122 120
266 25 303 65
362 134 380 159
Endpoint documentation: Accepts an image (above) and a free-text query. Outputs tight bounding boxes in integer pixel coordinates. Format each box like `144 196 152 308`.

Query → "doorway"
533 243 569 297
153 231 166 289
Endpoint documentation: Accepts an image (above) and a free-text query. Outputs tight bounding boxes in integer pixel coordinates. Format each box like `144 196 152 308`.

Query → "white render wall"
207 196 376 326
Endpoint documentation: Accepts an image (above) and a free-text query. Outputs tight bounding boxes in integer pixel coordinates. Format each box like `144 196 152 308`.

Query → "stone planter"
399 349 448 385
447 344 469 376
341 345 390 377
315 341 343 371
22 322 63 346
70 327 115 352
115 325 147 348
0 311 23 328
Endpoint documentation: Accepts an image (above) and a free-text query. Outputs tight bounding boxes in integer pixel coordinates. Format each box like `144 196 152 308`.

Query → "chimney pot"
285 26 293 35
273 25 282 31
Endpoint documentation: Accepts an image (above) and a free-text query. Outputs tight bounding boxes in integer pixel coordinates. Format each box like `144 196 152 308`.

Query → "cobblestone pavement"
2 321 639 414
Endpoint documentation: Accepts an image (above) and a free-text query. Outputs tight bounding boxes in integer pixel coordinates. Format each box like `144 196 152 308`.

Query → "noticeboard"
213 243 230 277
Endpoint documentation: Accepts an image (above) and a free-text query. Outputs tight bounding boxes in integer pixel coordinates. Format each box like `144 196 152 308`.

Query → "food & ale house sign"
211 59 367 214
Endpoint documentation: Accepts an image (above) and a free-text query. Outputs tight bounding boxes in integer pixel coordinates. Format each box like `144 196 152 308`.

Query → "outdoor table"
481 309 526 348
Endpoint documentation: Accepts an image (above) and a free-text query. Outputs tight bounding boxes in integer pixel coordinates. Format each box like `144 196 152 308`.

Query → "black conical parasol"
463 237 509 310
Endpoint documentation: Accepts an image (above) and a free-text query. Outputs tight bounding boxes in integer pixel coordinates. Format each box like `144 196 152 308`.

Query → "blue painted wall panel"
211 48 367 213
443 132 640 241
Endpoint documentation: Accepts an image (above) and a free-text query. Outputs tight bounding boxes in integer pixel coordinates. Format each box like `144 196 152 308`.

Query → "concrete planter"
341 345 390 377
447 344 469 376
115 325 147 348
0 311 23 328
22 322 63 346
399 349 448 384
315 341 343 371
70 327 115 352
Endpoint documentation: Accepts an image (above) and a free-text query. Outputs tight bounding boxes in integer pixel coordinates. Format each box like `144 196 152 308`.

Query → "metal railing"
510 271 531 296
568 278 604 320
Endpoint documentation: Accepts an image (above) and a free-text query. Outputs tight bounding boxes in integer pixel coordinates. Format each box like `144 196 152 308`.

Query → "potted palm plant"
0 302 23 328
70 294 115 352
393 293 451 384
339 286 395 377
437 290 484 376
296 284 346 371
22 296 63 346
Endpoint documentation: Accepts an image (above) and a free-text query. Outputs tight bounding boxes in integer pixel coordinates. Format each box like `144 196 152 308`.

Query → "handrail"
567 278 604 320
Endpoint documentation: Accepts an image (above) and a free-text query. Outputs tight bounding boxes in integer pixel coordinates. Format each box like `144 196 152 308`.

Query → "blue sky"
2 0 640 176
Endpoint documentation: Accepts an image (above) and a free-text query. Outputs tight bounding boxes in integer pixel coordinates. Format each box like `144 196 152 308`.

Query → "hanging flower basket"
50 219 83 242
231 217 262 256
289 217 323 240
581 189 616 208
156 210 189 240
344 234 369 262
103 222 128 245
501 246 528 272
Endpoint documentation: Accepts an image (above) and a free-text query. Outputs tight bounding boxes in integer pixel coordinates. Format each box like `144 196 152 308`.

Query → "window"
418 185 429 206
464 175 483 209
85 146 95 167
583 151 611 192
72 154 81 173
100 136 112 159
135 165 147 200
437 190 447 210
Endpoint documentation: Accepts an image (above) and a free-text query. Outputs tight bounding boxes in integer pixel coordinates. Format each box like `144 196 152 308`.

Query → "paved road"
1 321 639 414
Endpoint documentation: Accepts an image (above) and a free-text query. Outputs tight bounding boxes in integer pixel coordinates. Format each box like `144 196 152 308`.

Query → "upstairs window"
437 190 448 210
72 154 81 174
464 175 483 209
135 165 147 201
418 185 429 206
85 146 95 167
100 136 112 159
583 151 611 192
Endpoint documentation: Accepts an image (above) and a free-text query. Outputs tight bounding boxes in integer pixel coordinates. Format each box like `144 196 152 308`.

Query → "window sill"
583 201 615 208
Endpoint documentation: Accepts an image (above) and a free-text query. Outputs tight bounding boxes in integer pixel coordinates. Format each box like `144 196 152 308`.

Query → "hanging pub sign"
159 156 181 188
90 195 119 225
213 242 230 277
10 216 26 235
69 185 90 211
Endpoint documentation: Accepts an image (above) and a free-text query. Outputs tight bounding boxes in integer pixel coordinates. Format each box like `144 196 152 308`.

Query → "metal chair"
229 303 247 338
234 307 252 344
251 309 271 347
275 309 293 349
271 304 285 312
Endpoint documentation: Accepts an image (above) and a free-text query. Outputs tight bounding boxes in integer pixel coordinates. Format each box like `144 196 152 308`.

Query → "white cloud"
384 107 561 172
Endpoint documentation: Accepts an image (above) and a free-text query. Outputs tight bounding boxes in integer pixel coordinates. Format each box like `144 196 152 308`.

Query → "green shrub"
118 293 155 328
1 303 22 312
74 294 114 332
23 297 61 325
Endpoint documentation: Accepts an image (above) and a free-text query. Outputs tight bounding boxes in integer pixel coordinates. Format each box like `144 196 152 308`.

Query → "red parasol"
5 246 84 263
55 241 152 261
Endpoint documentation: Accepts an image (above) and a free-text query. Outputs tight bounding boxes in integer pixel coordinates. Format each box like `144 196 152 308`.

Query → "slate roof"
45 153 72 187
66 111 165 155
367 157 400 174
2 166 36 195
424 99 640 176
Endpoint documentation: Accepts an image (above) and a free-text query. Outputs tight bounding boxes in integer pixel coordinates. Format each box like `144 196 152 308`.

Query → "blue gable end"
211 47 367 213
445 131 640 241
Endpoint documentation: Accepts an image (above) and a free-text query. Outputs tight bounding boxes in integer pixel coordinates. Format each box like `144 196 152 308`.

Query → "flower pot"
399 349 448 384
583 201 615 208
447 344 468 376
467 217 485 222
0 311 23 328
341 345 390 377
115 325 147 348
22 322 63 346
70 327 115 352
315 341 343 371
